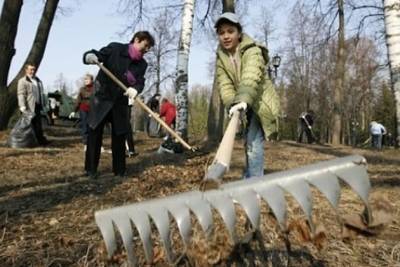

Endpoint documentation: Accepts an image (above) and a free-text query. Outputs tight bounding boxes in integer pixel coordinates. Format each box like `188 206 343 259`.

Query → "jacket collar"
217 34 255 57
25 75 41 83
120 43 130 57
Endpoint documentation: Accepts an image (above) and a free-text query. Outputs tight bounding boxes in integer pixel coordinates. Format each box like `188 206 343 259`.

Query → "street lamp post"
272 54 281 78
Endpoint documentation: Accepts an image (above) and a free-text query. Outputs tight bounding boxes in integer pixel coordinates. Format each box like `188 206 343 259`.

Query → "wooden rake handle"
96 62 194 151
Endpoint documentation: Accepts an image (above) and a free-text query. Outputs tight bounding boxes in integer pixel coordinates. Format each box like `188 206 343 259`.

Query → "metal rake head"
95 155 371 266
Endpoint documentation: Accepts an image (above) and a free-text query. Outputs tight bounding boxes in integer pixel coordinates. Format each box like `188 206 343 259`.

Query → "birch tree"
383 0 400 146
175 0 196 140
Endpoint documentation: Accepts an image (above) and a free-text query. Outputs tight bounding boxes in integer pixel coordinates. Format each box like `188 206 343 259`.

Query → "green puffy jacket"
216 33 280 137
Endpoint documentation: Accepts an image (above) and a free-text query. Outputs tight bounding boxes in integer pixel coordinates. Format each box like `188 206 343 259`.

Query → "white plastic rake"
95 155 372 266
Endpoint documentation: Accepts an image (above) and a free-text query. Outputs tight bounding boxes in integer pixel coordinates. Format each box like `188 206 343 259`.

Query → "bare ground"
0 125 399 267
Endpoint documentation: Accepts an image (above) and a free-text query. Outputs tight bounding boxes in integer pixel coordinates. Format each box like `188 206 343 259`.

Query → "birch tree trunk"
175 0 196 141
0 0 59 129
332 0 345 145
206 0 235 144
383 0 400 147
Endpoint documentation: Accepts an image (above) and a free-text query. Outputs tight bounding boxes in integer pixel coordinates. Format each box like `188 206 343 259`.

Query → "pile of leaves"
0 126 399 266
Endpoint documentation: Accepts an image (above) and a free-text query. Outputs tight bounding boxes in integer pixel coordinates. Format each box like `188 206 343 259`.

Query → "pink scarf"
128 44 143 61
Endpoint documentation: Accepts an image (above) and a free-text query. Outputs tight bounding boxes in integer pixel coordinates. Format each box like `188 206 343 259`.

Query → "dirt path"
0 127 399 266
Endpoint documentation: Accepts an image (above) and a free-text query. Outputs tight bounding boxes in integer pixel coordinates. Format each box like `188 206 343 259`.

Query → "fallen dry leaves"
0 128 399 266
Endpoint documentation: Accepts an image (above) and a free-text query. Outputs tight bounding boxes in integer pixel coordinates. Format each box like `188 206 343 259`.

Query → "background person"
47 90 62 125
17 63 49 146
83 31 154 178
159 97 176 129
145 93 161 137
370 121 386 150
69 74 95 147
214 12 280 179
297 110 315 144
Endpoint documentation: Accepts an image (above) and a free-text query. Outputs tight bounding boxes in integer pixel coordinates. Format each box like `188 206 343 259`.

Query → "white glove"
85 53 98 64
68 112 75 119
20 106 27 113
228 102 247 117
124 87 138 100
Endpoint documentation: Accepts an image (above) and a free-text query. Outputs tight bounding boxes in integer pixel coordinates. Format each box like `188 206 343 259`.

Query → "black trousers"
85 111 126 175
33 104 47 144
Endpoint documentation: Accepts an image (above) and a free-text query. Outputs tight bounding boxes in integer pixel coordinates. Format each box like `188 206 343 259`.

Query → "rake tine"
166 202 192 248
205 192 237 242
185 196 213 236
231 190 261 230
95 210 117 258
257 184 288 231
127 209 153 263
146 206 174 263
334 164 372 223
112 213 137 266
280 179 314 232
306 171 341 208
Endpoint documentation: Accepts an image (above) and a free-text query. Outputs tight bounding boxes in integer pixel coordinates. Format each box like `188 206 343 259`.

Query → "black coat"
83 42 147 135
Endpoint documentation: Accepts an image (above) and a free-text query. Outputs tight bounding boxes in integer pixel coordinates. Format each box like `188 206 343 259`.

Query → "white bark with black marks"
383 0 400 146
175 0 195 140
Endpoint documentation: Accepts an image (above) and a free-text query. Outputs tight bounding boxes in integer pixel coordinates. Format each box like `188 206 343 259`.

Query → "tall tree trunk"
0 0 22 86
383 0 400 147
156 53 161 94
332 0 345 145
206 73 225 142
206 0 235 143
0 0 23 129
175 0 195 140
0 0 59 130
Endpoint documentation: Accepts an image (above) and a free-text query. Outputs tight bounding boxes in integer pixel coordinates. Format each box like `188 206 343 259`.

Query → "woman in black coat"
83 31 155 178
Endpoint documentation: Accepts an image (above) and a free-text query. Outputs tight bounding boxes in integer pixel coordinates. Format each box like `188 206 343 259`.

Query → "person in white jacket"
17 63 49 145
370 121 386 150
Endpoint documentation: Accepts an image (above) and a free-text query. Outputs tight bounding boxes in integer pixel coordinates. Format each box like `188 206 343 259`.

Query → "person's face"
217 23 241 53
133 38 152 54
84 76 93 86
25 65 36 78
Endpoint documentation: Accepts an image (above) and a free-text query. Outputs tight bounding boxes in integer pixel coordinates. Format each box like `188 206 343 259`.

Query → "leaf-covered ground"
0 125 399 266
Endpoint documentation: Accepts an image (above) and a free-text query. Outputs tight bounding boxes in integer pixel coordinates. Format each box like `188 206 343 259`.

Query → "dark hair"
25 63 36 69
130 31 155 47
215 19 242 33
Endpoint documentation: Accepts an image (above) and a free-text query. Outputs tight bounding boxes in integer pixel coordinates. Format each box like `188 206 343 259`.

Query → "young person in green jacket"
215 12 280 178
